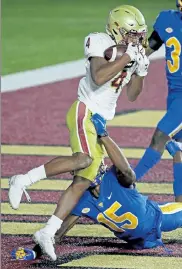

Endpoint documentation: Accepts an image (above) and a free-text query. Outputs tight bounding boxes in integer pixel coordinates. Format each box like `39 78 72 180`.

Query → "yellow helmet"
176 0 182 11
106 5 147 46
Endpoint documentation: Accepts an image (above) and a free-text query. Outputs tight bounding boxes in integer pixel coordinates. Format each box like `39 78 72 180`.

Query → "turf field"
2 0 174 74
2 58 182 268
2 0 182 268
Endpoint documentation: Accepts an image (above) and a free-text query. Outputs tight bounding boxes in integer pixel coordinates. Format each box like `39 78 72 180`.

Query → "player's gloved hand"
138 44 146 57
91 113 108 138
11 247 36 260
135 54 150 77
125 43 139 62
166 140 182 157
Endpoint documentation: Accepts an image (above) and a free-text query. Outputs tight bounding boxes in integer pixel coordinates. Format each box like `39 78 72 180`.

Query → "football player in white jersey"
8 5 149 260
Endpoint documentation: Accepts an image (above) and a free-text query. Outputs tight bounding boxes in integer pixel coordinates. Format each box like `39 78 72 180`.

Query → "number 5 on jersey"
97 201 138 232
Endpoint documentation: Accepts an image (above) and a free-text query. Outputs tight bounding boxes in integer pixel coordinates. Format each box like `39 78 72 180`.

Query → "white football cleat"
33 230 57 261
9 174 31 210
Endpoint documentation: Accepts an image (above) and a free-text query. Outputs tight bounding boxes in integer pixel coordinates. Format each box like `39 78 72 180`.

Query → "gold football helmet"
106 5 147 46
176 0 182 11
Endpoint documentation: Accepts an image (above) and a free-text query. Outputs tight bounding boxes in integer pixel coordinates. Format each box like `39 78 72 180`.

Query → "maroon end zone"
2 59 181 269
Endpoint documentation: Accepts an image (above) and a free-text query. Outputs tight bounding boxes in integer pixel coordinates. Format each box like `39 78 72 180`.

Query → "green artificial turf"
2 0 174 74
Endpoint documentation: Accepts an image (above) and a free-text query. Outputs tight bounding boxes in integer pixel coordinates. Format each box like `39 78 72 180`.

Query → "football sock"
173 163 182 196
43 215 63 236
134 147 162 181
27 165 46 184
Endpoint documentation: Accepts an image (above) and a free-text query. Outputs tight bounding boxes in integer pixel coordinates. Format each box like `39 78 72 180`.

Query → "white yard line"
1 45 165 93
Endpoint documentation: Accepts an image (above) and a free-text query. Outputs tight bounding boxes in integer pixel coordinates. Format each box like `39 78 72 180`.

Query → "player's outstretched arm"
100 136 135 183
91 114 135 184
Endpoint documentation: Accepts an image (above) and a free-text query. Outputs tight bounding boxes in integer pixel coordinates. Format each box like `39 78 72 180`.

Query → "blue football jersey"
72 166 163 249
153 10 182 92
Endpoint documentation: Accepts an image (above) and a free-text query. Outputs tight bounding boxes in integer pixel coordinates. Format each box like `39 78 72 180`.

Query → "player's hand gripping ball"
104 44 136 69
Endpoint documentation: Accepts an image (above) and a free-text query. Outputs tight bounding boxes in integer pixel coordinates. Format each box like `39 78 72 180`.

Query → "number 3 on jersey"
166 37 181 73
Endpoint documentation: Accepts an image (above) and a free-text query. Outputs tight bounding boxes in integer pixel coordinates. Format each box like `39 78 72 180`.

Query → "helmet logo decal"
114 22 119 27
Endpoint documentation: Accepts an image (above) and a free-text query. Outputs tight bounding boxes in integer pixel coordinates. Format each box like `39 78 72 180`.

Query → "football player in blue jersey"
134 1 182 202
11 114 182 261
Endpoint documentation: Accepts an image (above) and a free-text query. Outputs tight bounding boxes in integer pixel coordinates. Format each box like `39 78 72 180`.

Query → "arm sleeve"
148 30 164 51
84 33 110 59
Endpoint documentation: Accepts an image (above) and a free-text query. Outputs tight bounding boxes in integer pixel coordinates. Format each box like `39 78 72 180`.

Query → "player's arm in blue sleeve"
100 136 135 185
91 114 136 186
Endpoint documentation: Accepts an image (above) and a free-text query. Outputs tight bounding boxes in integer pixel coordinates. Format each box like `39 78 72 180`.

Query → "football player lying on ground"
133 1 182 202
12 114 182 261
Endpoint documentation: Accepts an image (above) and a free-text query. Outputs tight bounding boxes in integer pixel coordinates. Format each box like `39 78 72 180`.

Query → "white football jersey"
78 32 138 120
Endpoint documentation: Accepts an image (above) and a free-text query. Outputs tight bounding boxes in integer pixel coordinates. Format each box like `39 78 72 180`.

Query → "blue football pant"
159 202 182 232
157 94 182 139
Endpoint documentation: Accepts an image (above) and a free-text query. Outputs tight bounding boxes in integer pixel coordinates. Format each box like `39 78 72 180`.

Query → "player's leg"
159 202 182 232
33 104 105 260
34 214 79 259
134 95 182 180
8 101 93 209
166 132 182 202
11 215 79 260
53 157 103 220
34 161 103 260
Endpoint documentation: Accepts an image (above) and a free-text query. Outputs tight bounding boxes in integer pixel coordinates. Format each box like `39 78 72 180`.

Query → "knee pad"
166 140 182 157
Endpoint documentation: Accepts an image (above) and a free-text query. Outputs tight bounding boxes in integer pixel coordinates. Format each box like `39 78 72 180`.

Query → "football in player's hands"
104 45 127 62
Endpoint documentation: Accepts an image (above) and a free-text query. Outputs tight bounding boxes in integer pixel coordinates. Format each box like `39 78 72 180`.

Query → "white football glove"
135 54 150 77
125 43 139 62
138 44 146 58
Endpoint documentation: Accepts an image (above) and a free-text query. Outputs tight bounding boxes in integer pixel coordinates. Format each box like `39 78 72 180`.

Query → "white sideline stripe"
1 59 85 93
2 45 165 93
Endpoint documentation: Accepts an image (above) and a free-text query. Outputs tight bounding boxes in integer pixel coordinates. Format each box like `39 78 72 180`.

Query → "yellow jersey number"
166 37 181 74
97 201 138 233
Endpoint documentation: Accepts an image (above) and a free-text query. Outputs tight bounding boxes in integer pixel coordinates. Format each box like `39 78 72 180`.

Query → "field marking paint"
2 45 165 93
